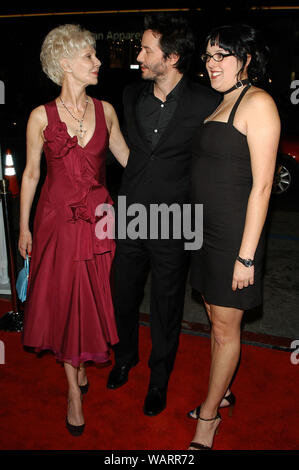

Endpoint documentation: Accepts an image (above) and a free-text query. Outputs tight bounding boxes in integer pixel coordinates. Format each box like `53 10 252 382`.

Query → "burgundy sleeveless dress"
22 97 119 366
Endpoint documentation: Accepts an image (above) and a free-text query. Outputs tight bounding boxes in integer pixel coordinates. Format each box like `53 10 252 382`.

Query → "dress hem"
23 343 116 367
190 285 262 311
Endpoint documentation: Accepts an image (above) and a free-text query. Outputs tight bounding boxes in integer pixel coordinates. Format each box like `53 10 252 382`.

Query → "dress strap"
93 97 104 128
227 85 251 126
44 100 60 127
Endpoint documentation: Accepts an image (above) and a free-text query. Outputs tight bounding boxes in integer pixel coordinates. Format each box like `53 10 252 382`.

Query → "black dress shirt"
120 77 221 206
137 77 184 150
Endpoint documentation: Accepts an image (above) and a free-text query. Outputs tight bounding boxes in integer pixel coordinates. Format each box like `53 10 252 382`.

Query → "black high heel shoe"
187 391 236 419
66 417 85 437
79 381 89 395
189 412 221 450
66 391 85 436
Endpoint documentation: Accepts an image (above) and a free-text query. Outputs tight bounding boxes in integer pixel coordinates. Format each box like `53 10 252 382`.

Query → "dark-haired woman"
188 24 280 450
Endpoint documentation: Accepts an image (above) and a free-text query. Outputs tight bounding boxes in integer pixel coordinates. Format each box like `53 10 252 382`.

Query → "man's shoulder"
122 77 220 106
123 80 147 99
184 77 220 101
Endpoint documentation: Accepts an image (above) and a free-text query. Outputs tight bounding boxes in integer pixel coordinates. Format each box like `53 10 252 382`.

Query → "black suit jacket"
120 76 221 206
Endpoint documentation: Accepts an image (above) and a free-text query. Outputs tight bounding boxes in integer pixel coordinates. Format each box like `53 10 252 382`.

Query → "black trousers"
112 236 189 390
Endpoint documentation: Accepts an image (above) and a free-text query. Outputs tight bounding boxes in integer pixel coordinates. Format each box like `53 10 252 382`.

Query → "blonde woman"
19 24 129 436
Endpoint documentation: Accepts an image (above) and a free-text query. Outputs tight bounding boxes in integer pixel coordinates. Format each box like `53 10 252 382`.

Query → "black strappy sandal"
189 412 221 451
187 391 236 419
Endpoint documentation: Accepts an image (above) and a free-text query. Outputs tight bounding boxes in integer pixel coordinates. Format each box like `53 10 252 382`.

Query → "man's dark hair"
144 13 195 74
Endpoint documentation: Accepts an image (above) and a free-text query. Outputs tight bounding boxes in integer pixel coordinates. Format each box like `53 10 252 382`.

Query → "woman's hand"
232 260 254 291
18 230 32 259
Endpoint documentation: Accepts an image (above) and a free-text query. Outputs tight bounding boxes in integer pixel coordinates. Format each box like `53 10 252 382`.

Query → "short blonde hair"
40 24 96 85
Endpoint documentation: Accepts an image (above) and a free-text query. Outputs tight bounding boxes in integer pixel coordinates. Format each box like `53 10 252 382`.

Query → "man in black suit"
107 13 220 416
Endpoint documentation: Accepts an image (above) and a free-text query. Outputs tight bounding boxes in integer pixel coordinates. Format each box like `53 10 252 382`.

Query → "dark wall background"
0 4 298 183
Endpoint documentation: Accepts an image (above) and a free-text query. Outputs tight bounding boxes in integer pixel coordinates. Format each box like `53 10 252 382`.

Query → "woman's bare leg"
189 304 244 448
204 300 234 404
64 362 84 426
78 363 88 388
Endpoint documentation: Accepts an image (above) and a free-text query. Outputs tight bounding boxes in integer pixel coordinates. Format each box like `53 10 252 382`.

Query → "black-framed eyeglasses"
201 52 235 63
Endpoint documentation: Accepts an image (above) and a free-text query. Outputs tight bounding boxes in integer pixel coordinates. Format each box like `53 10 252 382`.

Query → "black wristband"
236 256 254 267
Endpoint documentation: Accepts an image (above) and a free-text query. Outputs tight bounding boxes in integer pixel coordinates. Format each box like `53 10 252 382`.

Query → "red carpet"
0 326 298 450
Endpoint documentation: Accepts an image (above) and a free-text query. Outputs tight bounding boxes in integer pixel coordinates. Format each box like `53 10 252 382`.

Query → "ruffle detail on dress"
43 120 115 261
68 194 96 224
67 184 113 224
43 122 77 158
69 186 116 261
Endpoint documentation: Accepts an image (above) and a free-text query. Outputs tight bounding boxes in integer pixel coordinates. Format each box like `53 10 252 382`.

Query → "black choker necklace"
223 78 251 95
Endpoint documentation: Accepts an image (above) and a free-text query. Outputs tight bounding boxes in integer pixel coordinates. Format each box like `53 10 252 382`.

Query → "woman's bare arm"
232 90 281 290
18 106 46 258
102 101 129 168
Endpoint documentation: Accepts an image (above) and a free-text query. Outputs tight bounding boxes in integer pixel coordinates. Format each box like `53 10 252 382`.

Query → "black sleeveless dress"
190 85 265 310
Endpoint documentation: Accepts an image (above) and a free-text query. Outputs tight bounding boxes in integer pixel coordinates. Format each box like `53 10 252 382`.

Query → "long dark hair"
205 24 270 81
144 13 195 74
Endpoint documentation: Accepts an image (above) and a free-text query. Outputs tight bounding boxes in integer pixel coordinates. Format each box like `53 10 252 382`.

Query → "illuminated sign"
95 31 141 41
